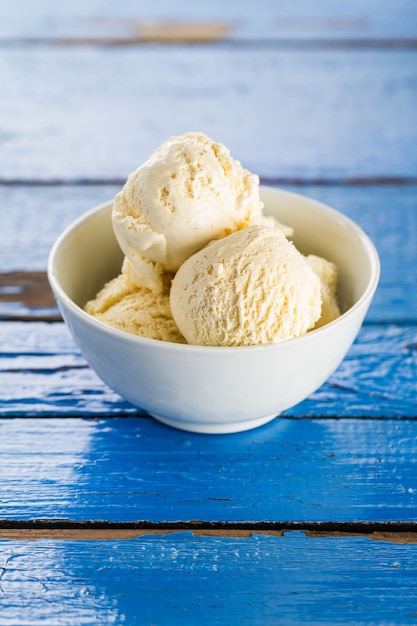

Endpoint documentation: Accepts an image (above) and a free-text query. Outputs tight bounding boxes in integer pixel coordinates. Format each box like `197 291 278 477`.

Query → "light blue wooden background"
1 1 417 624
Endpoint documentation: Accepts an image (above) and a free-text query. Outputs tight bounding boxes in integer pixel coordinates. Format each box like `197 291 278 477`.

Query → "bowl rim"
47 186 380 354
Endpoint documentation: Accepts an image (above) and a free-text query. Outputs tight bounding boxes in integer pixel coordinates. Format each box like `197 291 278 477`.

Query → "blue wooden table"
1 1 417 623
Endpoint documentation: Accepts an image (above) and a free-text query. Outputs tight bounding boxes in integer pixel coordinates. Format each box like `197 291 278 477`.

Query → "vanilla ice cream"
306 254 341 328
112 132 289 293
170 225 322 347
85 272 186 344
85 132 340 347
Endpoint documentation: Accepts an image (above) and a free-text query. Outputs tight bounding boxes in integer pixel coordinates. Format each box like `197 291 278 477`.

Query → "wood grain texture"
0 47 416 180
3 528 417 543
1 416 417 524
1 0 416 41
1 532 417 624
0 272 59 320
1 322 415 418
1 184 416 322
0 184 119 272
1 2 415 621
2 528 417 544
1 319 413 414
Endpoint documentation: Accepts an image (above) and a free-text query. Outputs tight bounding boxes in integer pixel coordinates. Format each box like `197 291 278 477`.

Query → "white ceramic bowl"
48 186 379 434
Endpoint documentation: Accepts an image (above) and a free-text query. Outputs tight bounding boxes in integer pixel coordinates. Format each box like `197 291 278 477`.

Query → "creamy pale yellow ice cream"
85 272 186 344
170 225 322 346
85 132 340 345
112 131 290 294
306 255 341 328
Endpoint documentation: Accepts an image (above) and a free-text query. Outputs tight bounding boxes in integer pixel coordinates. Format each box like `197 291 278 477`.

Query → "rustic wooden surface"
1 322 416 417
1 47 416 181
1 184 417 321
1 1 417 624
2 533 417 625
1 416 417 525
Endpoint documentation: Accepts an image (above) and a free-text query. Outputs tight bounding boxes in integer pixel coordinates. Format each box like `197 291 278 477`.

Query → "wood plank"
1 184 416 322
0 272 60 321
0 328 139 416
290 184 417 324
1 416 417 524
0 185 120 273
1 532 417 624
0 321 141 416
1 322 416 418
2 528 417 544
0 528 286 540
0 48 416 180
1 0 416 41
0 322 416 418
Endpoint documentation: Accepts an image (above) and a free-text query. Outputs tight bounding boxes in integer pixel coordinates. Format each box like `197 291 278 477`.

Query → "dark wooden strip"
0 528 284 540
2 175 417 185
1 527 417 544
0 532 416 624
0 272 60 321
2 37 417 48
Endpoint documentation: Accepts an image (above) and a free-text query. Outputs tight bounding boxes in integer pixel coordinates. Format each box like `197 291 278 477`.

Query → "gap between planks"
2 37 417 49
2 176 417 186
1 528 417 545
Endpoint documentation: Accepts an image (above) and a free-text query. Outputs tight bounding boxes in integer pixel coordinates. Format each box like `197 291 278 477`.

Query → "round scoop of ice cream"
306 254 341 328
85 272 186 344
112 132 267 293
170 225 322 347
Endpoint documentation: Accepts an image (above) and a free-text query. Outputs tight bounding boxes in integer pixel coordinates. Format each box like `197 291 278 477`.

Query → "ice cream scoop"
170 225 322 346
85 272 185 344
112 132 289 294
306 254 341 328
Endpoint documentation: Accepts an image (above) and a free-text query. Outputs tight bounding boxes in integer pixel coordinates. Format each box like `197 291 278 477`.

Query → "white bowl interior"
53 204 123 308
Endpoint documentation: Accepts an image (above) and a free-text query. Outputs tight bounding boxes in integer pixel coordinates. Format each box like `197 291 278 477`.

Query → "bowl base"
148 412 279 434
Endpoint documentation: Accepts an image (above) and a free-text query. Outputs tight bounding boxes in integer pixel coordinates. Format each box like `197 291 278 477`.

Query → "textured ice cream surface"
112 131 289 294
170 225 322 347
84 272 185 344
306 254 341 328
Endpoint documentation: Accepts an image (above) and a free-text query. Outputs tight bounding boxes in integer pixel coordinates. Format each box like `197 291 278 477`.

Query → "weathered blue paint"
1 322 416 417
0 48 416 181
1 185 416 322
1 416 417 524
0 185 121 273
2 0 417 41
1 532 417 625
1 2 416 622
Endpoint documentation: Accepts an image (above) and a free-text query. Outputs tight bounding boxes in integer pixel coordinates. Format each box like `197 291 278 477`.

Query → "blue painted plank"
1 416 417 523
1 184 416 322
1 0 416 40
285 185 417 323
0 321 141 416
1 322 415 418
1 532 417 625
0 48 416 180
0 0 416 42
289 324 417 417
0 185 119 272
